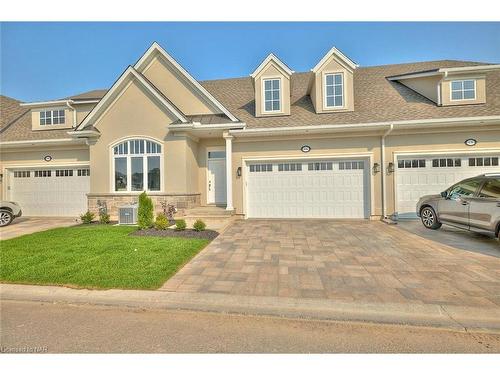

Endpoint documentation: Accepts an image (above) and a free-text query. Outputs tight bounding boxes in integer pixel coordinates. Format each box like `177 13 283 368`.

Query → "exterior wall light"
372 163 381 174
387 162 395 174
236 167 242 177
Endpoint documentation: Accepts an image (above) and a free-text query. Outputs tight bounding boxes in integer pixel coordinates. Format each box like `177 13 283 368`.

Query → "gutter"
20 99 100 108
66 100 77 128
0 138 87 149
168 122 246 131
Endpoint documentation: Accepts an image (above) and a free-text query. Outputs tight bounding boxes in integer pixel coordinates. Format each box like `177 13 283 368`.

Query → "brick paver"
161 220 500 308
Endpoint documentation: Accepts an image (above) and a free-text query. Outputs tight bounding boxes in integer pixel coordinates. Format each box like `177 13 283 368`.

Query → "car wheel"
420 207 442 230
0 210 13 227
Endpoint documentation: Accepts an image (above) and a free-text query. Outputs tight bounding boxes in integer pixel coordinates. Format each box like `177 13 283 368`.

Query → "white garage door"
396 154 500 218
10 167 90 217
246 159 369 219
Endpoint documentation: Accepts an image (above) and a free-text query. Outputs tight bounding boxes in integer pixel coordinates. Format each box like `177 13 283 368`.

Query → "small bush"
99 212 110 224
193 219 206 232
80 211 95 224
155 213 169 230
175 219 187 231
138 192 154 229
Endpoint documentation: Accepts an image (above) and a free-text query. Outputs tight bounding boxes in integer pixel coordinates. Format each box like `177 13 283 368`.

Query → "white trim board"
250 53 294 78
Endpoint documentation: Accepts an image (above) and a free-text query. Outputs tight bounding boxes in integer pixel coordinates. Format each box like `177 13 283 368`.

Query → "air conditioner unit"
118 204 138 225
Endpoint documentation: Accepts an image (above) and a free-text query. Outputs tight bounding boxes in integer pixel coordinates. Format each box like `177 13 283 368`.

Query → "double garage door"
246 159 370 219
9 167 90 217
396 154 500 218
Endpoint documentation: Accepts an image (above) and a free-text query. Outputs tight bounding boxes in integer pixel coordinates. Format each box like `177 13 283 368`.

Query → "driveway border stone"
2 283 499 333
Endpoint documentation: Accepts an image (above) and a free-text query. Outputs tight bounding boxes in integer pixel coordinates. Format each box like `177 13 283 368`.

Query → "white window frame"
111 138 164 193
262 77 282 113
39 109 65 126
323 72 345 109
450 79 476 101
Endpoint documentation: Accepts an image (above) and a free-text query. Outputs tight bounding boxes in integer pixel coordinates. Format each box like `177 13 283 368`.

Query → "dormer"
388 64 500 106
251 53 294 117
310 47 358 114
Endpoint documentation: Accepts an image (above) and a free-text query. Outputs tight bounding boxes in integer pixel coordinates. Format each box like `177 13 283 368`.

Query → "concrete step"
182 206 234 218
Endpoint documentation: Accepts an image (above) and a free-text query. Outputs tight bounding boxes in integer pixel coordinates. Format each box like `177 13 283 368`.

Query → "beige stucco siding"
441 75 486 106
0 146 89 200
89 78 191 194
399 75 441 103
254 62 291 117
142 56 218 116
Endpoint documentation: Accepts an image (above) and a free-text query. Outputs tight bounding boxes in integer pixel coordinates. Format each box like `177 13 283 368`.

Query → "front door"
207 156 226 205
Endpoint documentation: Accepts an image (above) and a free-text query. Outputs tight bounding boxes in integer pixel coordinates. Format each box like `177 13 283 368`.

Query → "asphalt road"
1 300 500 353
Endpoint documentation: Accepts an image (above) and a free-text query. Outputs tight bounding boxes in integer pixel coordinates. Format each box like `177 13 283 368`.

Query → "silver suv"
0 201 23 227
416 174 500 240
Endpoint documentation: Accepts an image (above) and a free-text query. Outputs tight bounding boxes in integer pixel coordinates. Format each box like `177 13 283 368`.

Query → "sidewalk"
2 283 500 332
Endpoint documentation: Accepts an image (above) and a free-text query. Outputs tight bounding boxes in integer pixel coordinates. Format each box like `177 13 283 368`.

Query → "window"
451 80 476 101
397 159 426 168
208 151 226 159
77 169 90 177
112 139 162 192
249 164 272 172
325 73 343 108
34 170 51 177
432 158 461 168
469 157 499 167
14 171 30 178
278 163 302 172
39 109 65 125
56 169 73 177
263 79 281 112
478 179 500 199
448 179 482 199
339 161 364 170
308 162 333 171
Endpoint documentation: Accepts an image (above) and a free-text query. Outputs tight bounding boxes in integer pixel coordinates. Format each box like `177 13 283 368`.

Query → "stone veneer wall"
87 193 201 220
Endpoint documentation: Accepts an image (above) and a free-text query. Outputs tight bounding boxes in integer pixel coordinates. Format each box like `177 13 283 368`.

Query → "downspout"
381 123 394 219
66 100 77 128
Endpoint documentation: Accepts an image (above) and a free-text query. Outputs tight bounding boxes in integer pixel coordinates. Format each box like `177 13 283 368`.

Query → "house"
1 42 500 220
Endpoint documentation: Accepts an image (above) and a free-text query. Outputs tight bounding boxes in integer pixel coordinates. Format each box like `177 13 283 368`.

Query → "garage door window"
249 164 272 172
14 171 30 178
34 170 51 177
339 161 364 170
398 159 426 168
56 169 73 177
308 162 333 171
432 158 461 168
77 169 90 177
278 163 302 172
469 157 499 167
112 139 162 192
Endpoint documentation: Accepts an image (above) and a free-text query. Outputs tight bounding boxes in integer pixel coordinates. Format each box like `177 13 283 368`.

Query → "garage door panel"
247 160 369 219
10 168 90 217
396 155 500 218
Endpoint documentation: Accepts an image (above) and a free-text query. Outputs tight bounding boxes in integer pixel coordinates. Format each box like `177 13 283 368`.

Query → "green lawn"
0 225 209 289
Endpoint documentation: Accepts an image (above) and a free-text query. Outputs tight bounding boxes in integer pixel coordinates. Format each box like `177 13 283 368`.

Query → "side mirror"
440 191 448 198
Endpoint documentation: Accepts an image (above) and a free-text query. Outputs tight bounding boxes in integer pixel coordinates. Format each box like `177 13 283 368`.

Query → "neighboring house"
1 42 500 220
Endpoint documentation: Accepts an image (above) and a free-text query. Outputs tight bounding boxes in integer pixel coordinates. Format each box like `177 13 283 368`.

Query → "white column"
224 133 234 211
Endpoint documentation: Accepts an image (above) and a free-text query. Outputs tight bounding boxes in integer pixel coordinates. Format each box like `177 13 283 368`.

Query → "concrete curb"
2 283 500 332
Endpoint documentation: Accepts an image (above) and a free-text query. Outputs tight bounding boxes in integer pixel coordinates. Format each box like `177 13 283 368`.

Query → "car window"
478 179 500 199
448 179 482 199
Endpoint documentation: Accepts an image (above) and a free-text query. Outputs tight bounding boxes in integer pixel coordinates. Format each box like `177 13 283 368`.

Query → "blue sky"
1 22 499 102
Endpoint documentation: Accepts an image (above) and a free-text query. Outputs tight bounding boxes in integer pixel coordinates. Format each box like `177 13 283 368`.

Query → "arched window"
112 139 162 192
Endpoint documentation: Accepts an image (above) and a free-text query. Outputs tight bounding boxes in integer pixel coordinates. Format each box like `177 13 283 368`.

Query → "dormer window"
451 79 476 101
324 73 344 108
40 109 65 125
263 78 281 112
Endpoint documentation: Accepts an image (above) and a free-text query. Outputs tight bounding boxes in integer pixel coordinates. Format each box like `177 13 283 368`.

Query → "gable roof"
201 60 500 129
76 66 188 130
0 95 29 131
134 42 239 122
64 89 107 101
250 53 294 78
311 46 359 73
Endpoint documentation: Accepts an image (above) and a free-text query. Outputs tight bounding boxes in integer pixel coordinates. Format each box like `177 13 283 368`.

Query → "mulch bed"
132 228 219 240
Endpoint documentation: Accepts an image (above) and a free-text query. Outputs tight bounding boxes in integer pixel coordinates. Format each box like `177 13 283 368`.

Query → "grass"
0 225 209 289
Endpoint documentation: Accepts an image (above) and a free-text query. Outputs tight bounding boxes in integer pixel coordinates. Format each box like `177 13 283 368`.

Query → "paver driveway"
162 220 500 308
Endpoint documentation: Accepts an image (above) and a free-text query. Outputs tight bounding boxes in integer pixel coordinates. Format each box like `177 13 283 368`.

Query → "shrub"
80 211 95 224
154 213 169 230
175 219 187 231
193 219 206 232
99 212 110 224
138 191 154 229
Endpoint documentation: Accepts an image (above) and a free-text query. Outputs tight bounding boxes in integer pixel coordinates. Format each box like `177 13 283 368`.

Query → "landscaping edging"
132 228 219 240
